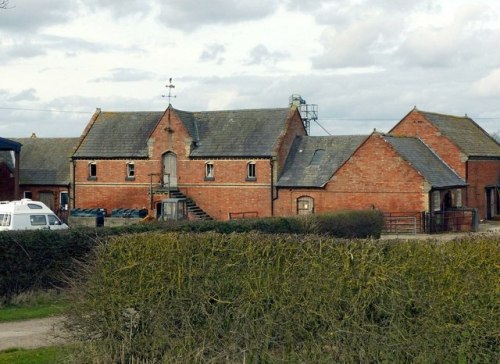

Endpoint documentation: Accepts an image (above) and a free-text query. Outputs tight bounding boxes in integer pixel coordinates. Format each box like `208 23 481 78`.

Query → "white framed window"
432 190 441 211
247 162 256 180
60 191 69 210
88 162 97 179
205 162 214 180
23 191 32 199
127 162 135 179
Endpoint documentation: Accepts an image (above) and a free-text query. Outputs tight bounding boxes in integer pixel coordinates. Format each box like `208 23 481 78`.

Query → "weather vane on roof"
162 78 176 105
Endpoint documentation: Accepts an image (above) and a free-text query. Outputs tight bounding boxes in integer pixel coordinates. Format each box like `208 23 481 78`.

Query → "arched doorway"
297 196 314 215
162 152 177 188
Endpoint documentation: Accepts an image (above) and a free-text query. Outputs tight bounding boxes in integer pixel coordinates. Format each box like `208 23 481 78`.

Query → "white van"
0 199 69 231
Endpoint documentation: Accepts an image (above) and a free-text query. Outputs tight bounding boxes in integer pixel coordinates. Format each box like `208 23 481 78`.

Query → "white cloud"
1 0 500 138
157 0 279 31
472 68 500 96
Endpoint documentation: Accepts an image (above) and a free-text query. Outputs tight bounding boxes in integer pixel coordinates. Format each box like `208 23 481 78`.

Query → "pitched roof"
176 108 293 157
383 135 467 188
419 111 500 158
12 138 79 185
277 135 367 187
73 111 164 158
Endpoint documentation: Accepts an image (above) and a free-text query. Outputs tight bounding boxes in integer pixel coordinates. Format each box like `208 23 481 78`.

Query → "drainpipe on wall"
270 156 278 217
71 159 76 209
14 150 20 199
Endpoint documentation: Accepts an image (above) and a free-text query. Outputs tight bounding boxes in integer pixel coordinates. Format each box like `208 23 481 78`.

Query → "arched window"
297 196 314 215
88 161 97 179
205 161 214 180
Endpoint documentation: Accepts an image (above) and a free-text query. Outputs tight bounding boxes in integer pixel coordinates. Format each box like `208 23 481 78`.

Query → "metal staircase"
169 190 213 220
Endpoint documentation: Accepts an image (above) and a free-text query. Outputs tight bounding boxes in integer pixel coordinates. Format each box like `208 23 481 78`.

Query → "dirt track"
0 316 65 351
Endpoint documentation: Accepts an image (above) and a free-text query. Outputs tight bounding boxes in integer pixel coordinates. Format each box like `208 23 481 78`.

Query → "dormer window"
310 149 325 166
246 161 256 181
205 162 214 181
88 162 97 180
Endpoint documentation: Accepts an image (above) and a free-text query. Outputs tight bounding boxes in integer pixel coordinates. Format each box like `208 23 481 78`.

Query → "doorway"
39 191 55 211
163 152 177 188
297 196 314 215
486 187 499 220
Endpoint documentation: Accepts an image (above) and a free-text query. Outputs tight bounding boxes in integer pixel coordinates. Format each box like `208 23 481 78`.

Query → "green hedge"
0 210 383 298
64 232 499 363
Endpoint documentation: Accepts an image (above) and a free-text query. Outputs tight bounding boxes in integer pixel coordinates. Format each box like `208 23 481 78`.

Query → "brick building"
0 135 77 216
70 104 497 224
71 106 305 220
275 133 467 218
390 108 500 220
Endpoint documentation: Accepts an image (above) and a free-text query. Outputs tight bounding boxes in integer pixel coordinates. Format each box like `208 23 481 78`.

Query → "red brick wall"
73 108 190 213
0 162 15 201
179 159 272 220
73 109 275 220
466 159 500 220
390 110 466 178
19 185 69 210
275 134 429 216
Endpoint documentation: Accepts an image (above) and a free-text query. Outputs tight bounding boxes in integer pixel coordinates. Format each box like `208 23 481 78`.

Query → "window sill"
87 176 97 181
245 177 257 182
204 177 215 181
125 176 136 181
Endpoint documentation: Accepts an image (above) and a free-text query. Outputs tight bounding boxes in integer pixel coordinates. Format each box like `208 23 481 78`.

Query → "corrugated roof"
178 108 292 157
73 112 164 158
277 135 367 187
12 138 79 185
383 135 467 188
420 111 500 157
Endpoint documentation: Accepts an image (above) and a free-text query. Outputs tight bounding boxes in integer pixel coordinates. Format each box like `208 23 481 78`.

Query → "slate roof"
73 108 293 159
419 111 500 158
12 138 79 185
73 112 164 158
277 135 367 187
383 135 467 188
177 108 293 157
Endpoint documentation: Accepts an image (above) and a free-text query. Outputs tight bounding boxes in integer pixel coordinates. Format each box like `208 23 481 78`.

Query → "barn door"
163 152 177 188
39 191 55 211
486 187 497 220
297 196 314 215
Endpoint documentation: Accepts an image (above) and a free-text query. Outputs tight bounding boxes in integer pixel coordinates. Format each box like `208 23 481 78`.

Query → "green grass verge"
0 303 66 322
0 290 67 322
0 346 67 364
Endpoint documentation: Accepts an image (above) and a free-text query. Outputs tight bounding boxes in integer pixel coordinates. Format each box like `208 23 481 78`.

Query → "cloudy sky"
1 0 500 138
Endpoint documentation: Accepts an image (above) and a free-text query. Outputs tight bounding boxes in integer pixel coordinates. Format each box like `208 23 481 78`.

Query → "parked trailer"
0 199 69 231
